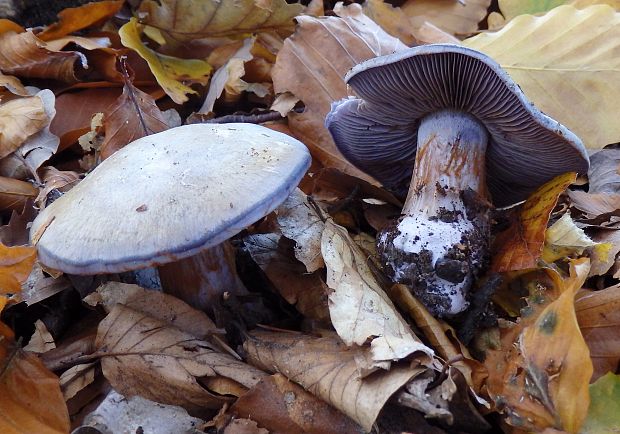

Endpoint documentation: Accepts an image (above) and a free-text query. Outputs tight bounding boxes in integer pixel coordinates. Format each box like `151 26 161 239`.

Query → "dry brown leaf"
138 0 303 41
568 190 620 217
322 220 433 369
0 31 86 82
492 172 577 272
38 0 124 41
0 94 48 159
244 330 427 431
389 284 487 393
85 281 216 337
414 21 462 44
15 89 60 178
96 304 266 414
0 177 38 213
272 4 407 183
521 259 592 433
589 149 620 193
0 242 36 301
231 373 362 433
276 188 325 272
0 322 70 433
0 202 35 246
362 0 419 46
576 284 620 381
400 0 491 36
101 76 177 159
23 319 55 353
59 362 97 401
35 167 81 209
244 233 330 321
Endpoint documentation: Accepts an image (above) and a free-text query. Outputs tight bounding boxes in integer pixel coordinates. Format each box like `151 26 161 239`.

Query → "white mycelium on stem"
377 110 490 316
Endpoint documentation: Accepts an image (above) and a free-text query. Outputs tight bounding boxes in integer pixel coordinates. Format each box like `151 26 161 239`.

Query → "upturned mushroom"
30 123 311 310
325 44 589 317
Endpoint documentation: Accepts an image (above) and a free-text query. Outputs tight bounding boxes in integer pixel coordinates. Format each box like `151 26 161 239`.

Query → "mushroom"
325 44 589 317
30 123 311 312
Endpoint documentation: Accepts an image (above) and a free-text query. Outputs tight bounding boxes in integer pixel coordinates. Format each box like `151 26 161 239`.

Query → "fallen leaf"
568 190 620 218
321 220 433 369
244 330 427 431
198 37 270 115
0 201 35 246
276 188 325 272
521 258 592 433
59 362 97 402
588 148 620 193
15 89 60 179
272 4 407 183
498 0 620 22
96 304 267 414
0 322 70 433
492 172 576 272
576 284 620 381
244 233 330 321
119 18 213 104
37 0 124 41
35 167 81 209
231 373 362 433
24 319 56 353
581 372 620 433
400 0 491 36
0 177 39 213
413 21 462 44
0 94 49 159
137 0 303 41
84 281 216 337
100 69 177 159
463 5 620 149
0 242 36 301
362 0 419 46
543 213 612 275
0 30 86 82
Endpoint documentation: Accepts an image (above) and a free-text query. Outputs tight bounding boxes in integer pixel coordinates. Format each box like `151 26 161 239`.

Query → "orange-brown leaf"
101 80 173 159
521 258 592 433
0 243 36 302
492 172 577 272
0 31 86 82
0 176 39 213
0 323 70 434
38 1 124 41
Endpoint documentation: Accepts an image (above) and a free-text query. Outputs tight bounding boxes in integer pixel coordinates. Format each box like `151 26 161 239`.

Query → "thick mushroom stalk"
377 110 491 316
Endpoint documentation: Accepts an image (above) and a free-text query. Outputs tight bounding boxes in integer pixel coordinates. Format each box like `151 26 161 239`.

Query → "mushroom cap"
325 44 589 207
30 123 311 274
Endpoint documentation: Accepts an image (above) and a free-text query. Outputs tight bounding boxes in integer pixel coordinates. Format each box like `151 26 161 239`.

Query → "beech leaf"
96 304 267 414
0 242 36 302
0 176 39 213
137 0 303 41
464 5 620 149
400 0 491 36
321 220 433 368
38 0 124 41
581 372 620 433
0 94 49 159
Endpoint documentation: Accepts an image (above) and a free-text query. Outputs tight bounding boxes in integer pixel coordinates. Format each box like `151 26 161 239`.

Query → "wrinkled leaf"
321 220 433 369
138 0 303 41
498 0 620 22
272 4 407 183
0 177 38 212
0 323 70 433
119 18 213 104
276 188 325 272
581 372 620 434
464 5 620 149
244 330 427 431
521 258 592 433
0 30 86 82
96 304 266 413
0 95 49 159
231 374 362 433
492 172 576 272
38 0 124 41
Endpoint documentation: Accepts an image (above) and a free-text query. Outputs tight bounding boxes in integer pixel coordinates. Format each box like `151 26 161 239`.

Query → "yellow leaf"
491 172 576 272
521 258 593 433
498 0 620 22
137 0 303 41
119 18 212 104
463 5 620 149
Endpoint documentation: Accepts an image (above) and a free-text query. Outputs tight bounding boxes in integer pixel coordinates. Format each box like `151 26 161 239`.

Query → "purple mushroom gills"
326 44 589 317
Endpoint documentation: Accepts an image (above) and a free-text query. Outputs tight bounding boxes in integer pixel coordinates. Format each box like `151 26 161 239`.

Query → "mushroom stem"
377 110 491 317
158 242 248 315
